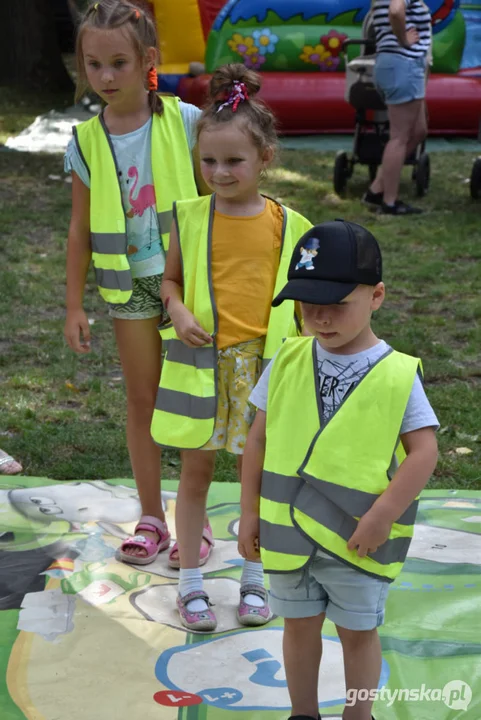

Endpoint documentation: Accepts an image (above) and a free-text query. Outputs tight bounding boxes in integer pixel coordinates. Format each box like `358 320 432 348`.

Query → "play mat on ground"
1 478 480 720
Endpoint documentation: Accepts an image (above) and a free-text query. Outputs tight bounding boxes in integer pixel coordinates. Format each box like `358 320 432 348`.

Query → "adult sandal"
176 590 217 632
168 521 215 569
118 514 171 565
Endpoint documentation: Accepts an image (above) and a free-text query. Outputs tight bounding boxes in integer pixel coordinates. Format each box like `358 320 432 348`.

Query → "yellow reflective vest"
150 195 312 450
74 96 198 304
260 337 421 582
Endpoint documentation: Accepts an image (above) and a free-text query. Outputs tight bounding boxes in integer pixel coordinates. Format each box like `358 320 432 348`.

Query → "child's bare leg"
284 614 325 718
114 316 165 557
236 454 271 622
176 449 216 568
168 450 213 567
337 626 382 720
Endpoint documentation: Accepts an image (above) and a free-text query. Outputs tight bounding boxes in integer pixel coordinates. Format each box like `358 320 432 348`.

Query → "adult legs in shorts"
367 53 428 212
370 98 427 206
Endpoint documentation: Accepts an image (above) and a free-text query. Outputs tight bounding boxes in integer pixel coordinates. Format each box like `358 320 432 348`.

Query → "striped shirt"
372 0 432 58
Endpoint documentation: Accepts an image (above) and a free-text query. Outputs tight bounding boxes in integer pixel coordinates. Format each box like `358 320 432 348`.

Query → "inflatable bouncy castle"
151 0 481 135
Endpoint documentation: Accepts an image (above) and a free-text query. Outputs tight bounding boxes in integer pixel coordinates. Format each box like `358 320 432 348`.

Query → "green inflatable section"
1 478 480 719
205 9 466 74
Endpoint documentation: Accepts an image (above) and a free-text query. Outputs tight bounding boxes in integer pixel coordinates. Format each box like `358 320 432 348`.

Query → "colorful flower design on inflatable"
252 28 279 55
320 29 346 58
227 32 258 56
244 52 267 70
227 27 278 69
300 29 348 71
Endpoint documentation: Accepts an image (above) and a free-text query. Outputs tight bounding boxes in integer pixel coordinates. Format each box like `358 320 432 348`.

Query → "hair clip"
147 66 158 91
93 2 99 9
217 81 249 113
134 9 140 20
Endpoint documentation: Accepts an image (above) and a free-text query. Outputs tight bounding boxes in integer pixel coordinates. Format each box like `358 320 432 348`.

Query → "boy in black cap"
238 220 438 720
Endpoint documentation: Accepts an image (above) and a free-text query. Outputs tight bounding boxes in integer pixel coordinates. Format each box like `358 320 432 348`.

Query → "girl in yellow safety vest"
159 64 312 632
64 1 207 565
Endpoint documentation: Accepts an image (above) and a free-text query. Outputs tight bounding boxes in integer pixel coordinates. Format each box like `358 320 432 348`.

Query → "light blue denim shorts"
268 551 390 631
374 51 427 105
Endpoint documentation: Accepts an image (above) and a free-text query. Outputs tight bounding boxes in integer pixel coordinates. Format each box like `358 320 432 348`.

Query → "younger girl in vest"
156 64 312 631
64 0 205 564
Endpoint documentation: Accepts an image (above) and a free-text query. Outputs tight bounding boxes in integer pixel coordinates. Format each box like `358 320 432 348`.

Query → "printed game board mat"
1 478 480 720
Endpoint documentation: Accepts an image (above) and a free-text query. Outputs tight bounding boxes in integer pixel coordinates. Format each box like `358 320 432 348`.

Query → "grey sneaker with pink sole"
237 583 273 626
176 590 217 632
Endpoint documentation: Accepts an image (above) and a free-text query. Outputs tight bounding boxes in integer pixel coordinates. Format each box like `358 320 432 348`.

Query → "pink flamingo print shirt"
65 103 201 279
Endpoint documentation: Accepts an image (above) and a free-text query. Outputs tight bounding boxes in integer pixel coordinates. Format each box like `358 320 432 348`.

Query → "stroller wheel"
368 164 378 182
470 158 481 200
414 153 430 197
334 151 350 196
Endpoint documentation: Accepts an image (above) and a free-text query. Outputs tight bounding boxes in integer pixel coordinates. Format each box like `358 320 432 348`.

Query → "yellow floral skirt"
202 337 265 455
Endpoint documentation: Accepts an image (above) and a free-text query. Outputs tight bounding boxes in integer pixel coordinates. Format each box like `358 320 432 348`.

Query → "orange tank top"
211 198 284 349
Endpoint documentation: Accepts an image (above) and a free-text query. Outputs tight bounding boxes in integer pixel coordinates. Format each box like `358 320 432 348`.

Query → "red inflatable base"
179 71 481 136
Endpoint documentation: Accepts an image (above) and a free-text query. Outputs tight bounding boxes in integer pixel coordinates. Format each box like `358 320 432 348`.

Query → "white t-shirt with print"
64 101 201 279
250 339 439 435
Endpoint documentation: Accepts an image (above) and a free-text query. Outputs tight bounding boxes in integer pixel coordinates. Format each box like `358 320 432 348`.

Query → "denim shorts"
374 52 427 105
108 275 167 321
268 551 390 631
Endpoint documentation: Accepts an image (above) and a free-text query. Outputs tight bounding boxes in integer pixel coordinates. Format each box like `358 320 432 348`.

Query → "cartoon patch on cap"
295 236 320 272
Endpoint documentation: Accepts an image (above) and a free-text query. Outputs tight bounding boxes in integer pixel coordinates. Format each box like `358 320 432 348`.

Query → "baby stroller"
333 13 430 198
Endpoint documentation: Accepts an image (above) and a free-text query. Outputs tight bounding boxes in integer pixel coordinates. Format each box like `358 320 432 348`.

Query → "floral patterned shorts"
203 337 265 455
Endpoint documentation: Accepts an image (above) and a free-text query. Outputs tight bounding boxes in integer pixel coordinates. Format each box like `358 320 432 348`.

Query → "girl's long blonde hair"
75 0 163 115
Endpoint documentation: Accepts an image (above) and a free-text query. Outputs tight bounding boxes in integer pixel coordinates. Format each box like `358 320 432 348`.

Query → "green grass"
0 90 480 487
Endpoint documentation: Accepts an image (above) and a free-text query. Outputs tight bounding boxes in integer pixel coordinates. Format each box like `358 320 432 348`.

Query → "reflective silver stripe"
95 268 132 291
294 483 411 565
157 210 173 236
164 339 215 370
91 233 126 254
299 471 418 526
262 471 302 504
264 470 417 526
155 387 215 420
260 519 314 556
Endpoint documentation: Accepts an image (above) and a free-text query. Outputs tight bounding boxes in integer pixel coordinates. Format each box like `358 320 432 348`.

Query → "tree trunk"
0 0 74 92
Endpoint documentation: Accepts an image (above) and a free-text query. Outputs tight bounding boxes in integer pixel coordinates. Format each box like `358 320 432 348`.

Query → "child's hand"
347 510 393 558
64 309 91 353
238 512 261 562
170 305 213 347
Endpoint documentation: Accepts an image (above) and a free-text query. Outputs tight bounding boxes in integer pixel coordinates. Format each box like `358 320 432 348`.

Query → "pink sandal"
176 590 217 632
168 522 215 569
118 515 171 566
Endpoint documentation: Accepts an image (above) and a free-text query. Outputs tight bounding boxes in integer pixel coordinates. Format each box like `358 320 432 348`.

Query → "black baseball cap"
272 219 382 307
